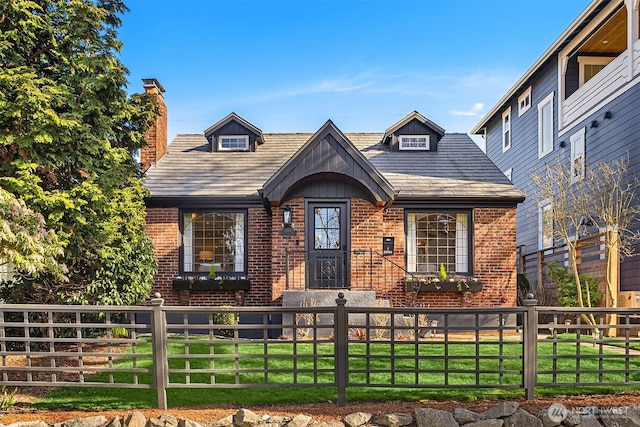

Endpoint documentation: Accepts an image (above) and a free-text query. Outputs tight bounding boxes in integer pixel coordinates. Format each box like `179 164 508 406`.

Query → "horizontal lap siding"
485 53 640 291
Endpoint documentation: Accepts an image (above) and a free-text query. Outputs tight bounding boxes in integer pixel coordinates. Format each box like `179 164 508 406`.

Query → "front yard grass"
33 338 640 410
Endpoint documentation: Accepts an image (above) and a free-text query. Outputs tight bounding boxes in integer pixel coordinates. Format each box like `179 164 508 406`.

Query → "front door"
307 202 349 289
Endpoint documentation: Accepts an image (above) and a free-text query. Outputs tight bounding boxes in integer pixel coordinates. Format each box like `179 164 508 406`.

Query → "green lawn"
33 337 640 410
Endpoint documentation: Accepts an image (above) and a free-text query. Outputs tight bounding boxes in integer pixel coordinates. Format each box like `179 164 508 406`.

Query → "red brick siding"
146 208 179 304
470 207 518 307
140 91 167 173
146 203 518 308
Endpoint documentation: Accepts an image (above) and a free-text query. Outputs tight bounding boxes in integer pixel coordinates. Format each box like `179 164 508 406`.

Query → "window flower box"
404 277 483 293
172 276 251 291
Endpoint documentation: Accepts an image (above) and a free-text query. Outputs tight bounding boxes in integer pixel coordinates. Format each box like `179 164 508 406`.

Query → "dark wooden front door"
307 202 349 289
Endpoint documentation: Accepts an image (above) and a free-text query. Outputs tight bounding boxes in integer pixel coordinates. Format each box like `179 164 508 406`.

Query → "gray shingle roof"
144 132 524 203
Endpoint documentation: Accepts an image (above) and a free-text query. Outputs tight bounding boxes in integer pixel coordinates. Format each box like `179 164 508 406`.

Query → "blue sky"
118 0 591 145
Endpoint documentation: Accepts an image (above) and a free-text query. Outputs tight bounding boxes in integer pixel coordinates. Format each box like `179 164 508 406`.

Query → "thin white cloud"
449 102 485 117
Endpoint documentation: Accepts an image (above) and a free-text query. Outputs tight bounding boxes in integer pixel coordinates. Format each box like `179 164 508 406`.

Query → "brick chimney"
140 78 167 173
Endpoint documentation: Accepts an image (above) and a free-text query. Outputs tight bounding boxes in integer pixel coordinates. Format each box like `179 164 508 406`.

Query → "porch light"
283 206 292 227
280 205 297 236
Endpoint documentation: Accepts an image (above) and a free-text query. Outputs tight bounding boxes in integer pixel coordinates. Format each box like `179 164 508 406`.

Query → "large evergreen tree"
0 0 157 305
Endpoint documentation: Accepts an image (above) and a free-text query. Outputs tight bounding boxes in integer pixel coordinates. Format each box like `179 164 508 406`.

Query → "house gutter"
470 0 607 135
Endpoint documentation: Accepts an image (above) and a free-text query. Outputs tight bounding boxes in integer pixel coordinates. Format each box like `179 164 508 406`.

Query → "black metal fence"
1 295 639 409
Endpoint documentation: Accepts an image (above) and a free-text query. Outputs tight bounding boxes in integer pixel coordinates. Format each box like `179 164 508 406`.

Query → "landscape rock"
464 420 504 427
483 402 519 419
211 415 233 427
235 409 262 427
178 419 204 427
600 406 640 427
414 407 459 427
453 408 484 425
107 416 123 427
503 409 542 427
287 414 312 427
574 416 603 427
124 412 147 427
342 412 371 427
6 422 49 427
371 413 413 427
61 416 108 427
148 414 178 427
537 409 560 427
309 422 344 427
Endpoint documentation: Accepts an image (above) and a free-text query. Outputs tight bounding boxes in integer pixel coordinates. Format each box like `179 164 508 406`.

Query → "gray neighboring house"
472 0 640 306
141 85 524 308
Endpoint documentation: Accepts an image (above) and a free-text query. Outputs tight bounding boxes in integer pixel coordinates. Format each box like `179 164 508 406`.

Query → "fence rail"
1 296 640 409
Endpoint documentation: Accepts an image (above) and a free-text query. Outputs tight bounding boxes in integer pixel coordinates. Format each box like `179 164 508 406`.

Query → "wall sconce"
280 205 296 236
604 110 612 119
282 206 292 227
591 120 598 128
559 140 566 148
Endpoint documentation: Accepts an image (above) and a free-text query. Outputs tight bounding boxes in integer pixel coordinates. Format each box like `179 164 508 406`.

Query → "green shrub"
212 306 236 338
0 385 17 411
547 262 603 308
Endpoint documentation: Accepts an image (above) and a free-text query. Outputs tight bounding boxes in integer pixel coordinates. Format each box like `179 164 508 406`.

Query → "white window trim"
538 200 553 250
219 135 249 151
502 107 511 153
399 135 430 151
518 86 532 116
570 127 586 183
577 56 615 86
503 167 513 181
537 92 554 159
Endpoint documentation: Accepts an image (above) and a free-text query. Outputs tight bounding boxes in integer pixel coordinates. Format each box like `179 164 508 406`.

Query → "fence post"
151 294 168 410
522 292 538 400
335 293 348 407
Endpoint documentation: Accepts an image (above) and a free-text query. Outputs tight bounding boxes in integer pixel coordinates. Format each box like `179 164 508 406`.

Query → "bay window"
406 212 471 275
181 211 246 274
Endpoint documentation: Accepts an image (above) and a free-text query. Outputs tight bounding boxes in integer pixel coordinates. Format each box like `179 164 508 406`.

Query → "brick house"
141 79 525 309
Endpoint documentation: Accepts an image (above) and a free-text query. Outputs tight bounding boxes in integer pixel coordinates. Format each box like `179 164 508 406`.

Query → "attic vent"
399 135 429 151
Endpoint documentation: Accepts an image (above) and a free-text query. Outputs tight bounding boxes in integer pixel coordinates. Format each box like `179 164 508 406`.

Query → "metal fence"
1 295 639 409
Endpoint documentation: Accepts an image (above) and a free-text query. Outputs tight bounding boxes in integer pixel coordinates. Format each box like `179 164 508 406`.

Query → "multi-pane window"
182 212 246 274
538 92 554 158
502 107 511 152
538 201 553 250
518 87 532 116
406 212 470 275
399 135 429 151
219 135 248 151
314 207 341 249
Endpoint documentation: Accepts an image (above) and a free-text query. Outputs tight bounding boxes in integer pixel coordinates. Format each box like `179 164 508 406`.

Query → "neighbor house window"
518 87 532 116
502 107 511 152
181 211 246 274
538 92 554 158
219 135 249 151
406 212 471 275
399 135 429 150
538 201 553 250
578 56 614 86
570 127 585 183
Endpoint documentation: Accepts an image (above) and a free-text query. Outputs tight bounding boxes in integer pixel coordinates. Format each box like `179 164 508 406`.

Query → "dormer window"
399 135 429 151
219 135 249 151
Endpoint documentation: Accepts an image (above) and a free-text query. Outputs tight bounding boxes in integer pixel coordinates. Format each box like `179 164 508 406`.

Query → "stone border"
3 402 640 427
